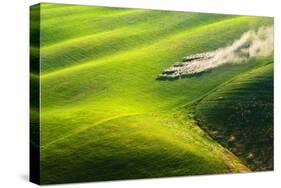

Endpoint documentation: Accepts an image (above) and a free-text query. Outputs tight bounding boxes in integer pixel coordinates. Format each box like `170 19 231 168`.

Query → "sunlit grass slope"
30 3 273 184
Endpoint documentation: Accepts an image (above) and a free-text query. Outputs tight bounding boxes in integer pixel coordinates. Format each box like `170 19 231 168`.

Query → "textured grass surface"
30 3 273 184
195 57 273 171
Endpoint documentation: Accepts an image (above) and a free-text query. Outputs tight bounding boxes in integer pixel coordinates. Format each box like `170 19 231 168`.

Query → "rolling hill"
30 3 273 184
194 57 273 171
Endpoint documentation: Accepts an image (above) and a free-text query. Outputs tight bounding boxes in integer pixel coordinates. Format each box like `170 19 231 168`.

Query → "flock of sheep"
157 51 216 80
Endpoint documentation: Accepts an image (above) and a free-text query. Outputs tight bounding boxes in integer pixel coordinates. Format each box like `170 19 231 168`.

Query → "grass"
30 3 273 184
194 57 273 171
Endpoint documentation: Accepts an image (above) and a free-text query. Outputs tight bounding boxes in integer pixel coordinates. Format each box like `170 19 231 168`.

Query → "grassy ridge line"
40 18 272 114
30 10 147 48
30 8 140 32
188 56 272 111
31 3 127 19
31 3 132 17
40 15 234 73
41 16 250 78
39 61 272 156
30 4 76 18
40 7 140 24
39 60 272 153
41 103 250 175
41 112 143 148
40 17 272 110
194 60 273 171
31 10 145 47
38 5 232 47
181 58 273 112
39 10 161 46
39 61 272 150
36 8 143 33
30 6 141 46
39 60 265 144
175 57 272 111
38 3 136 18
39 12 229 49
40 112 249 184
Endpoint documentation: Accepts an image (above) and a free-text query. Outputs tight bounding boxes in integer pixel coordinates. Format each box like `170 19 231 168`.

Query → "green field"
30 3 274 185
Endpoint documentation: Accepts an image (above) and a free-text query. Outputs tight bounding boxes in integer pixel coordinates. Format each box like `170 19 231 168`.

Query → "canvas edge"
30 3 41 185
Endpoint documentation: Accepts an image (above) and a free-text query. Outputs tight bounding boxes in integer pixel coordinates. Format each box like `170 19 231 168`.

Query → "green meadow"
30 3 273 184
